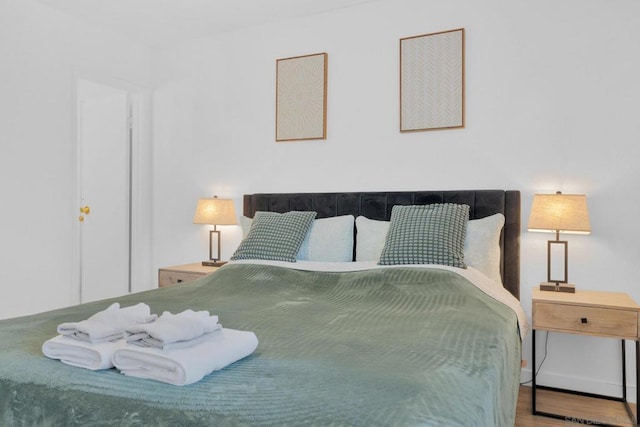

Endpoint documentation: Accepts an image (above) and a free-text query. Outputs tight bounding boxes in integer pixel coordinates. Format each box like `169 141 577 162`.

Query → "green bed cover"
0 263 521 426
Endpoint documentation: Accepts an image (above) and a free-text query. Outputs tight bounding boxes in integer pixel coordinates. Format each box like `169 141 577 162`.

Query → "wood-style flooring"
516 385 636 426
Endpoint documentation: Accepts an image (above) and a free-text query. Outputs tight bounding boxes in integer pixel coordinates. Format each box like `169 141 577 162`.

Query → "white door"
77 79 131 303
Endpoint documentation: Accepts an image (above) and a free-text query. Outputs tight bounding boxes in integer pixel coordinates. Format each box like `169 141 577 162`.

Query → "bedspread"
0 263 522 426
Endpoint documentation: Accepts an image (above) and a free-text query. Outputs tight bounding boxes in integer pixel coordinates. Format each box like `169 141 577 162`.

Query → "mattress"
0 262 525 426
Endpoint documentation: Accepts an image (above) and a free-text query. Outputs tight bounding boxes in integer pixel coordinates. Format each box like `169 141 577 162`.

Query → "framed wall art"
400 28 464 132
276 52 328 142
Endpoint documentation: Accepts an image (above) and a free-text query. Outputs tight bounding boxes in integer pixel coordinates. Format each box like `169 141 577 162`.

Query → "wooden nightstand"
158 263 220 288
532 287 640 426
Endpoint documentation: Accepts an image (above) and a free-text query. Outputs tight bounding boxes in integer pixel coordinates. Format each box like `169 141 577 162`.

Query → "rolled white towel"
125 309 221 349
42 335 126 370
57 303 156 344
112 328 258 386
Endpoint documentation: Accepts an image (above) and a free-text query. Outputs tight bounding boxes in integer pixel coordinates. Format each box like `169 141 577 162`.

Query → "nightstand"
158 263 220 288
532 287 640 426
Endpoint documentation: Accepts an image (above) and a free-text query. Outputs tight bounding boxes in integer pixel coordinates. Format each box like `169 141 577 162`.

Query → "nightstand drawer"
158 263 219 288
534 302 638 338
158 271 204 288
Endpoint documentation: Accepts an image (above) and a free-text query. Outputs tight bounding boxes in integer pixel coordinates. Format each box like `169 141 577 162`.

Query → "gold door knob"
78 215 85 222
80 206 91 215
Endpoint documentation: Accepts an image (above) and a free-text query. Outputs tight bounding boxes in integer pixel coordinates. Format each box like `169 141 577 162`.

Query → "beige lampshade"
193 197 238 225
528 192 591 234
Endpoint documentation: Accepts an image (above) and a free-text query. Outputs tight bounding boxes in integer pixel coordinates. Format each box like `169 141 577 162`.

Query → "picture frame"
400 28 465 132
276 52 328 142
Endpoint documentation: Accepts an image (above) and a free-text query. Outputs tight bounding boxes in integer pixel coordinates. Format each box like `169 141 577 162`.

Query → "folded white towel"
42 335 126 370
125 309 221 349
112 328 259 386
57 303 156 344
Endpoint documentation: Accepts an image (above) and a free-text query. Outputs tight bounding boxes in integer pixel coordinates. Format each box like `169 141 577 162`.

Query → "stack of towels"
42 302 154 370
42 303 258 386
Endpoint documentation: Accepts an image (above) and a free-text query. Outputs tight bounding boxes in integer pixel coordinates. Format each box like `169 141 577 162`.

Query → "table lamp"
193 196 237 266
528 191 591 293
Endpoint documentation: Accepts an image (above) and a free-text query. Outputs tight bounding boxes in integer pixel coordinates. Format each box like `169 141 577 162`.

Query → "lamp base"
202 260 227 267
539 282 575 293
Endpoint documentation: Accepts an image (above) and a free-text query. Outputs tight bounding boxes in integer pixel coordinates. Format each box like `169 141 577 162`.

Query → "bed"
0 190 526 426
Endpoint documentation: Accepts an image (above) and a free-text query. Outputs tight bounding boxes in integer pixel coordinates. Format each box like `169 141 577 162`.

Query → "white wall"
151 0 640 398
0 0 152 319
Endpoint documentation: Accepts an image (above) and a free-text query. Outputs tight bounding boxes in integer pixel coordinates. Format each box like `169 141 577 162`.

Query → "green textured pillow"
378 204 469 267
231 211 317 262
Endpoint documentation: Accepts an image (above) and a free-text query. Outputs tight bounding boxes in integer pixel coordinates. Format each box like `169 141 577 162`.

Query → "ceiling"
34 0 379 47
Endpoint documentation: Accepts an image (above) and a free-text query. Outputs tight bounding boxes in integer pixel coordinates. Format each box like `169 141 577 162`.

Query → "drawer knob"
177 279 183 283
581 317 588 324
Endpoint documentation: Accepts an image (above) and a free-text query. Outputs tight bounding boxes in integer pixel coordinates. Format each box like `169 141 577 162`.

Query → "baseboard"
520 368 637 404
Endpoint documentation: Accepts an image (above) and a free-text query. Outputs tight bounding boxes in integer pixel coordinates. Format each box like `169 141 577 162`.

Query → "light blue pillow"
297 215 355 262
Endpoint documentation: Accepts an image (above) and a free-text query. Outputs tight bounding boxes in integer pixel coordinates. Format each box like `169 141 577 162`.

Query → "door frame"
71 68 152 304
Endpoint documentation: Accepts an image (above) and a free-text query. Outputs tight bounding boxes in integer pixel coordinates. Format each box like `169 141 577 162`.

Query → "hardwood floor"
516 385 636 426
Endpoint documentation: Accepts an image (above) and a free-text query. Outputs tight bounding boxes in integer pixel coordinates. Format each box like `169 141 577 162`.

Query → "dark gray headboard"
243 190 521 299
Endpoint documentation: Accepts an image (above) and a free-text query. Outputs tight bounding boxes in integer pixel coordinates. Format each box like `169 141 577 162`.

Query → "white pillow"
239 215 355 262
239 215 253 238
464 213 505 285
355 213 505 284
355 216 389 262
